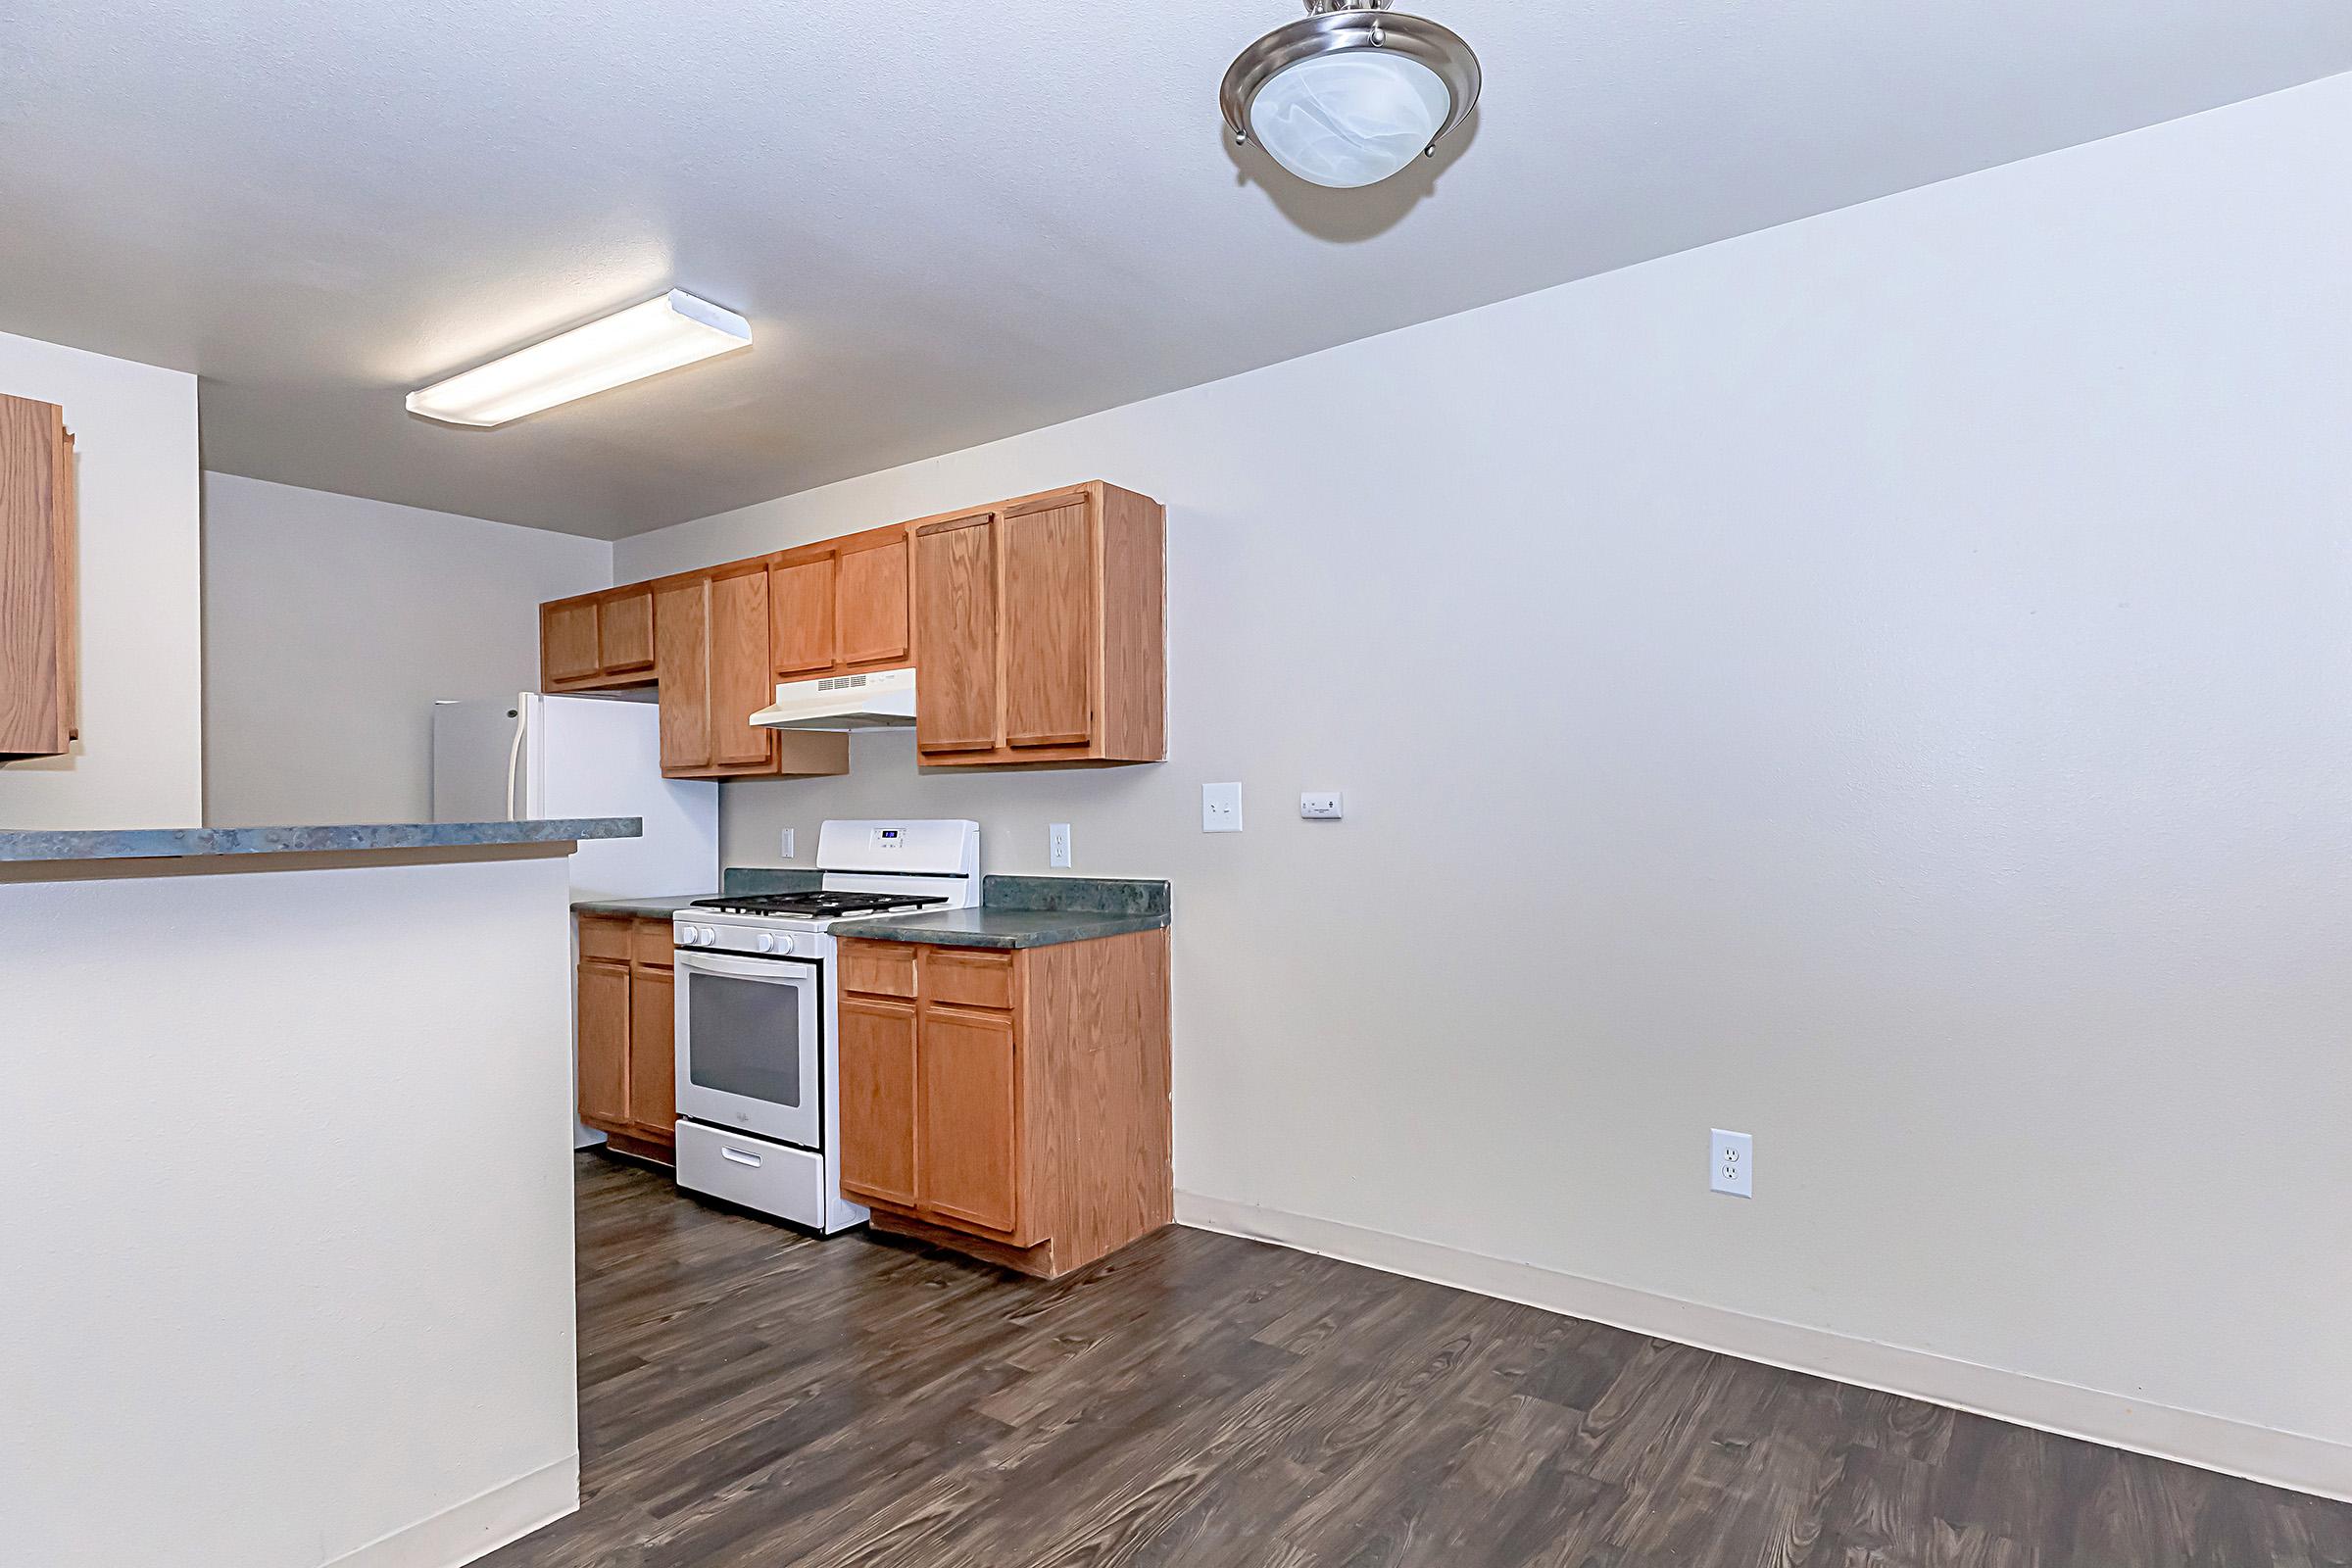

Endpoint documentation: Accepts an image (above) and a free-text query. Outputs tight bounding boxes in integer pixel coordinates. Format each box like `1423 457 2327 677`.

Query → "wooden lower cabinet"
575 914 678 1160
834 931 1172 1278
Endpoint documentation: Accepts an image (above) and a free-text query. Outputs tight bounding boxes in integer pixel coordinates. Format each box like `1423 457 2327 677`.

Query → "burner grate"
689 890 951 919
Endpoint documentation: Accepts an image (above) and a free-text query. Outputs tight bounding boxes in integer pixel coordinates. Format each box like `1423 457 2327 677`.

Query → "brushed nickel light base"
1220 0 1482 160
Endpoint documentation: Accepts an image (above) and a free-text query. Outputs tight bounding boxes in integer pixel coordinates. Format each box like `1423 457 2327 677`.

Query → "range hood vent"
751 668 916 731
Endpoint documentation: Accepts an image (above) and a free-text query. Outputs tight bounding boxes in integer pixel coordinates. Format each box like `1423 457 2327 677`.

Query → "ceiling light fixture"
1220 0 1481 190
406 289 752 428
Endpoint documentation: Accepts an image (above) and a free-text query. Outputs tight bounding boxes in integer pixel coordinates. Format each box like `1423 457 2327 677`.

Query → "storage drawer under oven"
674 1121 827 1227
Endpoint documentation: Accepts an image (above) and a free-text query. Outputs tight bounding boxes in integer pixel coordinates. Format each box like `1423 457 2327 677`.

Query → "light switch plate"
1049 823 1072 868
779 828 795 859
1711 1129 1753 1198
1202 782 1244 833
1299 792 1345 820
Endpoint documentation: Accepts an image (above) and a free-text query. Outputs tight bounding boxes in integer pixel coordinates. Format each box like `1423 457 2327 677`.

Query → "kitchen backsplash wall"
614 76 2352 1485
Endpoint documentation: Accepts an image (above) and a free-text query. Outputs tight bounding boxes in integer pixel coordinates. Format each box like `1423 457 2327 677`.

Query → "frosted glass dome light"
1220 1 1481 191
1249 52 1449 188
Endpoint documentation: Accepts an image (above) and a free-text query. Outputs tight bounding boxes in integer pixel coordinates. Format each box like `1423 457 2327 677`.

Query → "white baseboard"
322 1452 579 1568
1176 1192 2351 1505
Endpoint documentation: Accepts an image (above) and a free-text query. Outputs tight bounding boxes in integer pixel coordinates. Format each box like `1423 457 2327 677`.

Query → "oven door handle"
677 951 817 982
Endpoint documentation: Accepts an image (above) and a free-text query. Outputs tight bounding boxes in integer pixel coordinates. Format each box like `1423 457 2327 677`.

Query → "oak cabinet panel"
837 996 919 1209
576 916 679 1159
910 482 1162 768
768 554 835 677
1001 498 1094 749
628 964 675 1140
834 934 1172 1278
835 533 910 667
911 514 1000 755
544 602 600 685
708 568 774 768
654 579 712 773
917 1004 1020 1235
1 395 78 761
576 956 632 1128
599 589 655 674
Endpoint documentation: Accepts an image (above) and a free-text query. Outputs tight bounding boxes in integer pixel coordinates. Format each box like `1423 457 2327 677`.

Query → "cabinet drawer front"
675 1120 826 1218
838 941 916 999
578 916 631 959
924 948 1013 1011
632 917 675 966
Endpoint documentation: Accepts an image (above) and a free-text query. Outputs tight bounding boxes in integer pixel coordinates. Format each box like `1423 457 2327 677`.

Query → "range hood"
751 668 916 730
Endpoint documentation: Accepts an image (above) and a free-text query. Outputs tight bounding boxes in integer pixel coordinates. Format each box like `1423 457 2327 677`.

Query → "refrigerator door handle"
505 697 529 821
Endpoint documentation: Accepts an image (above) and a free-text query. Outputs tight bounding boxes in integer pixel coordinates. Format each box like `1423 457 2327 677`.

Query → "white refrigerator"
431 692 719 1146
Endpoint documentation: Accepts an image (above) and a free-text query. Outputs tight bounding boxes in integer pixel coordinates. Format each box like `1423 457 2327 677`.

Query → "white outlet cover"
1711 1129 1753 1198
1299 792 1345 819
1202 782 1244 832
1049 822 1072 867
779 828 795 858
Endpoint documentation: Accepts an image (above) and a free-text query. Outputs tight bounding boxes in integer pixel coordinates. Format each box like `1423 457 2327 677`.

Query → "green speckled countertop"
847 875 1170 950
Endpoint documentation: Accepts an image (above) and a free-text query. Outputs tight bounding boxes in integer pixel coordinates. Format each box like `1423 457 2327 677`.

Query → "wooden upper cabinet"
1001 497 1094 750
768 522 913 681
654 578 712 772
1 395 77 762
708 567 773 768
836 531 910 667
541 585 657 691
768 552 835 677
911 482 1164 768
656 569 847 782
912 513 1001 755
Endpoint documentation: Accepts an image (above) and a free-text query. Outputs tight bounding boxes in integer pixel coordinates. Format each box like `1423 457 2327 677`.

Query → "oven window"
687 971 805 1108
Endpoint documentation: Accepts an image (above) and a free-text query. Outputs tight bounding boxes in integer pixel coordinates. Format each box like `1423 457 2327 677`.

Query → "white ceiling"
4 3 2347 540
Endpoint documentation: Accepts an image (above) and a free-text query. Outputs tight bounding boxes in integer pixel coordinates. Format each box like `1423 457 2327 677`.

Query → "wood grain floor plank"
478 1155 2352 1568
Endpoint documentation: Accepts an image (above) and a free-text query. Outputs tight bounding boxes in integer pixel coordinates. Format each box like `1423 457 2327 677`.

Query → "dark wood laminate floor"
485 1154 2349 1567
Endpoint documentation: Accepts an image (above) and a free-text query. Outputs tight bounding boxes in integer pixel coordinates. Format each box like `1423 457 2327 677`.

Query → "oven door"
674 950 823 1150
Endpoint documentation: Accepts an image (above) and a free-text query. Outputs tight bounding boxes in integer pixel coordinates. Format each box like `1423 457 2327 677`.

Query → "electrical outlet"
1711 1130 1753 1198
1201 782 1243 833
1299 792 1345 820
1049 823 1072 868
779 828 795 858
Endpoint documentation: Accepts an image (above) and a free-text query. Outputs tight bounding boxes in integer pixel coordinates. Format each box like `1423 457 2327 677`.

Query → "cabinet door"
543 601 600 685
654 579 711 772
708 569 774 768
628 964 675 1138
836 533 909 668
577 958 631 1128
1001 497 1094 749
598 590 655 675
919 1004 1019 1234
769 552 836 677
0 396 73 758
838 995 920 1209
912 515 999 755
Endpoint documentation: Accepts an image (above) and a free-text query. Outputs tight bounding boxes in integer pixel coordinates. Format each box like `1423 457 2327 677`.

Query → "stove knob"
772 933 795 956
694 926 716 946
756 932 775 953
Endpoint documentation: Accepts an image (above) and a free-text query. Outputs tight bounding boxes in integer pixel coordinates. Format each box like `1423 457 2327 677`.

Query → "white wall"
616 76 2352 1494
0 330 201 828
203 474 610 826
0 855 581 1568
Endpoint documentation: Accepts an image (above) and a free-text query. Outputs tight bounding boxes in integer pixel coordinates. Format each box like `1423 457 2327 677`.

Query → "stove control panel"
672 919 801 958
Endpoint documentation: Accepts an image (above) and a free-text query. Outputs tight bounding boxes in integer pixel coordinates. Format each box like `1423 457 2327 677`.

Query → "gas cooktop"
689 890 951 920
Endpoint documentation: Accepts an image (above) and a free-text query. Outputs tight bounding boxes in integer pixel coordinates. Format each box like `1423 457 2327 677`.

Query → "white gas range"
670 818 979 1231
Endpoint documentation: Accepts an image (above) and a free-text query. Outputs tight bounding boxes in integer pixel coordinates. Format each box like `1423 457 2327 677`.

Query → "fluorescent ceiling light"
406 290 751 427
